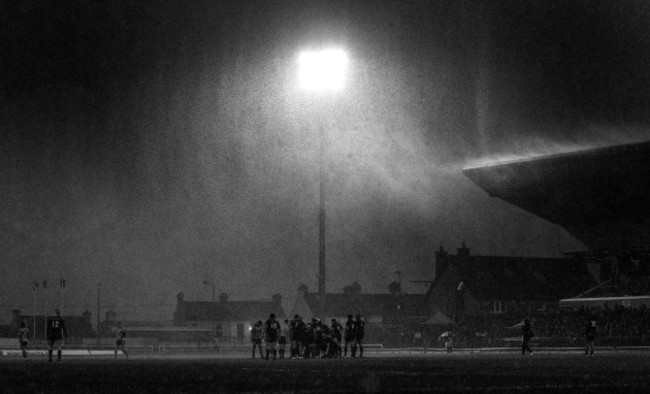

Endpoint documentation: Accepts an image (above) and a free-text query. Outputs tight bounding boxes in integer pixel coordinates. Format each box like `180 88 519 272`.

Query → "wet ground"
1 351 649 393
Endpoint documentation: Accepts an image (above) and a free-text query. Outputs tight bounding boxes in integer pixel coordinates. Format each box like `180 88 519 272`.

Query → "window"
491 300 507 313
215 324 223 338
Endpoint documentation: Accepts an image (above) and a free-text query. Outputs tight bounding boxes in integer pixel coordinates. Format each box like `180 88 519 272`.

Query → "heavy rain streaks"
1 0 649 333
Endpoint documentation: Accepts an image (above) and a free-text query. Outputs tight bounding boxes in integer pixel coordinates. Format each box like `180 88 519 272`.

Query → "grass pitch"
1 351 649 392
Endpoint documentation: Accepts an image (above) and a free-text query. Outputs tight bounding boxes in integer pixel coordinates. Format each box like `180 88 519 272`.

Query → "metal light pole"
394 270 404 347
318 120 326 315
32 281 37 341
60 278 66 314
298 48 348 317
96 282 102 347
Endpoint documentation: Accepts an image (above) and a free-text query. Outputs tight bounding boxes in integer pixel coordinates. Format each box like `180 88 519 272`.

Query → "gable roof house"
174 292 286 342
427 244 596 324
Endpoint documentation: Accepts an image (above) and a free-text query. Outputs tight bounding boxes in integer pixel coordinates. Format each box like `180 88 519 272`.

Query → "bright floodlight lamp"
298 48 348 91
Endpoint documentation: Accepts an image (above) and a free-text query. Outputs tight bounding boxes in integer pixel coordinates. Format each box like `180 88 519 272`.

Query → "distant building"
174 292 286 343
426 244 597 321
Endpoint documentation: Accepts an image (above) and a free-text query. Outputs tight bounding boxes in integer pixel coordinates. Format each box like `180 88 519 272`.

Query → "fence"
4 336 650 356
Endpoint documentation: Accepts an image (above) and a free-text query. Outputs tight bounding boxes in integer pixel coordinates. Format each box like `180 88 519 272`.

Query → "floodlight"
298 48 348 91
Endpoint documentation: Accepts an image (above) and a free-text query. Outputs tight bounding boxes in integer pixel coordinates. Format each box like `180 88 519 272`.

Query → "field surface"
1 351 650 393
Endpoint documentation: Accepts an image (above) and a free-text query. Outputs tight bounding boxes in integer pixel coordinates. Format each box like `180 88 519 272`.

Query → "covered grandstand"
464 141 650 315
463 141 650 252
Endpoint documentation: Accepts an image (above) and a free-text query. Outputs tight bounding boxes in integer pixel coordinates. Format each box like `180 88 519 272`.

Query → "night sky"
2 0 650 322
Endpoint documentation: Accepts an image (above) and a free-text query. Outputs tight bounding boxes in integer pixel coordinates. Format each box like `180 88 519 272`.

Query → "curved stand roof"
463 141 650 250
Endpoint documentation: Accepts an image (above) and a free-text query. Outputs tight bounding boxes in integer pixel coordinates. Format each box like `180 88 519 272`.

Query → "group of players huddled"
250 313 366 360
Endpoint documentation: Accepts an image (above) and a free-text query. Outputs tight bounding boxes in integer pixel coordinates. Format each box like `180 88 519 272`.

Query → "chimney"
83 310 92 323
272 293 282 307
435 245 450 278
105 310 116 323
174 292 186 326
343 281 362 297
457 242 470 257
219 292 229 303
297 284 309 297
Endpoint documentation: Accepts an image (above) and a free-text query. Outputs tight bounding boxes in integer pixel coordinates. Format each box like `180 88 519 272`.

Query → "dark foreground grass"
1 352 650 393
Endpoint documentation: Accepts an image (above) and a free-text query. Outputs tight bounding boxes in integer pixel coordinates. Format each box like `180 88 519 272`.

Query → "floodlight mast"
298 48 348 317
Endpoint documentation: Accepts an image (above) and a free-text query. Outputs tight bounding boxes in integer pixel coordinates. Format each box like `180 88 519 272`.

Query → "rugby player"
316 320 330 358
46 308 68 362
307 318 324 358
354 314 365 358
114 322 128 359
329 318 342 358
250 321 264 359
520 318 534 355
288 314 300 359
279 319 289 359
297 316 310 358
263 313 281 360
584 318 596 356
18 321 29 358
343 315 356 357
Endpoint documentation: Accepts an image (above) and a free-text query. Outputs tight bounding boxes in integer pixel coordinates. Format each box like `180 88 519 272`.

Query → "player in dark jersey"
46 308 68 362
329 318 342 358
584 319 596 356
354 314 366 358
307 318 323 358
264 313 281 360
114 322 128 359
298 317 310 358
294 315 309 359
316 320 330 358
288 315 299 359
343 315 356 357
18 321 29 358
520 318 534 355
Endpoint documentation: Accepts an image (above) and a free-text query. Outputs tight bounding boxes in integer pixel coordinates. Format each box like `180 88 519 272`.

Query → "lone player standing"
584 318 596 356
46 308 68 362
18 321 29 358
115 322 128 359
520 318 534 356
354 314 366 358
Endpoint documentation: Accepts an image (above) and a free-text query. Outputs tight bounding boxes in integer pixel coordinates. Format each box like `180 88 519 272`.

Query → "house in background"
426 244 597 323
174 292 286 343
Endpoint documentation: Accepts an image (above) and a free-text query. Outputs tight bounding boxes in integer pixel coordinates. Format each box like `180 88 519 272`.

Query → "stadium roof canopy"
463 141 650 250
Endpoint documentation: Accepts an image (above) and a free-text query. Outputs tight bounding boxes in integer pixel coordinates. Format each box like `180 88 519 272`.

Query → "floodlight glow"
298 49 348 91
